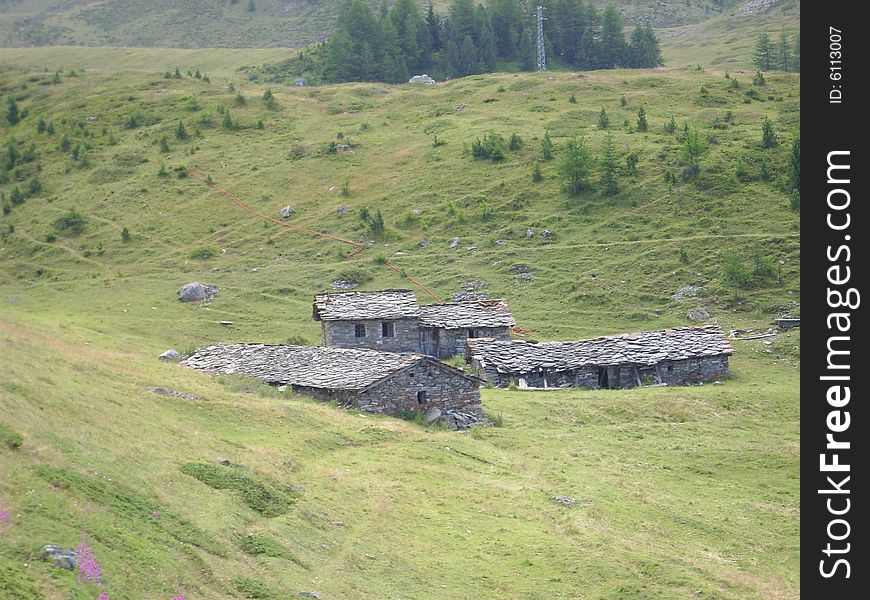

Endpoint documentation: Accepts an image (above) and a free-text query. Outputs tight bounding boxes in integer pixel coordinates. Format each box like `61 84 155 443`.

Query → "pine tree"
636 106 648 132
263 88 277 109
600 3 626 68
541 132 554 160
5 96 19 125
175 120 188 140
754 32 772 71
558 136 593 195
159 135 170 152
792 32 800 72
599 133 619 195
598 107 609 129
775 29 792 71
680 128 709 175
789 135 800 192
761 116 778 148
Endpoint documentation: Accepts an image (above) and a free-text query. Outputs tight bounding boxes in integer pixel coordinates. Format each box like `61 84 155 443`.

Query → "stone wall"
436 326 511 358
659 355 730 385
293 362 482 416
472 355 730 389
321 318 420 353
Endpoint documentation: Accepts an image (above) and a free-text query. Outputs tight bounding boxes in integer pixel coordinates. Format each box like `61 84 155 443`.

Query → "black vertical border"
802 2 867 596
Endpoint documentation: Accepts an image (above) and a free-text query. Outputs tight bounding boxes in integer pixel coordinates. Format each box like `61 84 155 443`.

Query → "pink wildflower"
151 510 159 519
98 592 110 600
171 596 186 600
50 483 58 491
0 509 10 523
75 541 102 584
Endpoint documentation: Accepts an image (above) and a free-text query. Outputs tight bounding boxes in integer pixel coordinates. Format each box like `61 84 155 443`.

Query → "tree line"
317 0 663 84
754 30 799 72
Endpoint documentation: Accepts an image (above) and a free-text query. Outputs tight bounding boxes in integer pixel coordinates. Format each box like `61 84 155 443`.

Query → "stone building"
312 289 515 358
466 326 733 389
182 343 483 416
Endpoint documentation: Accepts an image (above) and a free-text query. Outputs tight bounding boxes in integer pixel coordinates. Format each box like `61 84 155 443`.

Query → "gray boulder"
178 282 219 302
424 406 442 423
687 308 710 322
280 205 295 218
409 74 436 85
159 349 181 361
41 545 77 570
449 237 460 249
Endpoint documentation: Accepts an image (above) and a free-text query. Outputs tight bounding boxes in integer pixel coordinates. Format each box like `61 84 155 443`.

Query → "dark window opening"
598 367 610 389
382 322 395 337
354 324 366 338
467 329 477 339
417 391 427 404
667 365 673 373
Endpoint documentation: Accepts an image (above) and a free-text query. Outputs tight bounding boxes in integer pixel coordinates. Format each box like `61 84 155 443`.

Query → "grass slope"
659 0 801 69
1 57 799 598
3 0 775 49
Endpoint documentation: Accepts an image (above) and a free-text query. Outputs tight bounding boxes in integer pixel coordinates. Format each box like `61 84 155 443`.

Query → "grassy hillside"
0 59 799 598
2 0 767 49
660 0 801 69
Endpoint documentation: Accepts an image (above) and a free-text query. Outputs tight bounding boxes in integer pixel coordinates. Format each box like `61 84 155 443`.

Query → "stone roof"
418 300 516 329
466 326 733 374
313 290 515 328
182 344 479 390
313 289 419 321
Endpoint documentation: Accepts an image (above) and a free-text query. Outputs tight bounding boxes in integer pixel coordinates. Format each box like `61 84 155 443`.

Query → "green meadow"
1 47 799 599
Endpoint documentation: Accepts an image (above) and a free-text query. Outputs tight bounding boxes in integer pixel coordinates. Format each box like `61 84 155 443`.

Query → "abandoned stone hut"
466 326 733 389
182 343 483 415
312 289 515 358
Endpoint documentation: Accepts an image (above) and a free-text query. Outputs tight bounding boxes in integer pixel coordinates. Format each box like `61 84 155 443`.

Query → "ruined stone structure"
466 326 733 389
313 290 515 358
182 343 483 416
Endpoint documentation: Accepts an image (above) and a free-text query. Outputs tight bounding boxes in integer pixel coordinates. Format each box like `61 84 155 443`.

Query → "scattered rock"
541 229 553 239
158 349 181 361
494 239 505 246
3 296 18 302
336 205 349 217
280 205 295 218
554 495 576 505
331 279 358 290
466 246 477 252
455 103 465 111
41 545 77 570
440 409 488 430
178 282 219 302
672 285 703 301
460 280 487 292
150 387 200 401
509 264 530 273
526 228 534 238
217 457 231 466
687 308 710 322
514 272 536 283
449 237 460 249
424 406 442 423
408 74 436 85
736 0 777 16
452 292 487 302
416 239 429 248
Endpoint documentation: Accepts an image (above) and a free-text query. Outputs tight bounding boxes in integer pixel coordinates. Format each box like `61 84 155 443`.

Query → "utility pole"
536 5 546 72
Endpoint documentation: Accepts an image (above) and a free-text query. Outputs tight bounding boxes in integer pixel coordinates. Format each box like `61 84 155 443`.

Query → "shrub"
636 106 648 132
121 227 131 242
180 462 293 517
159 135 170 153
569 92 577 103
53 210 87 236
597 107 609 129
508 133 523 151
753 70 766 86
620 95 627 107
0 422 23 449
234 577 276 599
532 162 543 182
471 132 506 162
175 120 189 140
558 136 593 195
188 246 218 260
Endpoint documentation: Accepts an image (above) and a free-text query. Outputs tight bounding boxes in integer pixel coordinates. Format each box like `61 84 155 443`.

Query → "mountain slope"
2 0 769 48
0 60 799 598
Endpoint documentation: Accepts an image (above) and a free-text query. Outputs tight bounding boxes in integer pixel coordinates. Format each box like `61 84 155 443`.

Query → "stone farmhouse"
182 343 484 416
312 289 515 358
466 326 733 389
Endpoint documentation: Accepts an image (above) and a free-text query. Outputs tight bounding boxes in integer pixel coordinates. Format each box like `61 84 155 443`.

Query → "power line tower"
536 5 546 72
